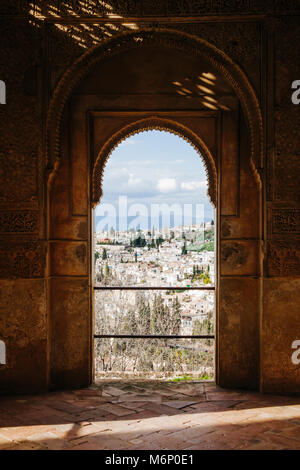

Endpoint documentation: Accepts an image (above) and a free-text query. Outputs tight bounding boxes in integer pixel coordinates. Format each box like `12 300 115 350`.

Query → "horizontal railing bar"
94 286 215 291
94 335 215 339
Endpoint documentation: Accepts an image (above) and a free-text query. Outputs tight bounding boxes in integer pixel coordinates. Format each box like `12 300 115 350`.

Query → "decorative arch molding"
46 28 263 188
92 117 217 208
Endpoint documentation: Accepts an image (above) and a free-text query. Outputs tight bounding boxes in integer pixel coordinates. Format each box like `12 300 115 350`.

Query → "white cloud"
126 160 153 166
157 178 177 193
128 173 142 186
181 181 207 191
117 138 141 148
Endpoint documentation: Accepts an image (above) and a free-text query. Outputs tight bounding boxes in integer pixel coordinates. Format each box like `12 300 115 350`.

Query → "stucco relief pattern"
46 24 85 93
0 242 45 279
0 20 41 208
0 150 38 207
274 17 300 203
270 209 300 235
267 241 300 277
262 16 300 277
0 280 47 351
0 211 39 234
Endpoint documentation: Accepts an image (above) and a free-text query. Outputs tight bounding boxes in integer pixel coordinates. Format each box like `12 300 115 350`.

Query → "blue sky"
94 130 214 231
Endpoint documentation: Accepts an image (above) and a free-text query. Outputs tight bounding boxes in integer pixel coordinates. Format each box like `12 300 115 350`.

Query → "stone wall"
0 1 299 394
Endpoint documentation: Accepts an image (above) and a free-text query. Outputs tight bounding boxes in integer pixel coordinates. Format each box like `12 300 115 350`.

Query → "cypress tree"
172 296 181 335
105 263 109 276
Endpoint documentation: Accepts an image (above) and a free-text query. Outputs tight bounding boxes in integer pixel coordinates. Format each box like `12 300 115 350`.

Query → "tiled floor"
0 381 300 450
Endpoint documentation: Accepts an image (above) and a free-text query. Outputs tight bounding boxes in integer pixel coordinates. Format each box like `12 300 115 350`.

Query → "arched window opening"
93 130 216 382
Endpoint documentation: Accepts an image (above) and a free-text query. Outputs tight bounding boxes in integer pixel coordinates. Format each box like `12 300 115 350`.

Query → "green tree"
200 241 214 252
102 248 107 260
204 227 214 242
182 242 187 255
133 236 146 247
192 312 214 345
123 308 137 334
171 296 181 335
105 263 109 277
203 271 211 284
137 293 151 334
94 252 100 263
192 319 202 336
151 294 168 334
156 236 164 248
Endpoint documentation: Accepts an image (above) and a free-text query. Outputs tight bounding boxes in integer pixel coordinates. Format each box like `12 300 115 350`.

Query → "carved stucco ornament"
46 29 264 193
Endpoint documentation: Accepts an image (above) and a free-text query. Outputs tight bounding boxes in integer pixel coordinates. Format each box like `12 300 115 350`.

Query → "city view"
94 131 215 380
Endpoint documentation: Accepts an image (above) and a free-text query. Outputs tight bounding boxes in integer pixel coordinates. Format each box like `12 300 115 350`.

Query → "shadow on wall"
27 2 140 49
172 74 231 112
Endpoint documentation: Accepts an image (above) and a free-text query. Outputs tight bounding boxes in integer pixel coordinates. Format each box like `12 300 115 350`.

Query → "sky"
94 130 214 232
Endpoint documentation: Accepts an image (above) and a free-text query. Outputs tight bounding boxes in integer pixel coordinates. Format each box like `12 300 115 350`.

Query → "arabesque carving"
0 19 41 208
271 209 300 235
267 241 300 277
0 211 39 234
0 242 45 279
274 16 300 202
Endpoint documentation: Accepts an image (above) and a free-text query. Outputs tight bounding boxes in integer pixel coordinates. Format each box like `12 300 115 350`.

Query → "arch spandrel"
46 28 263 189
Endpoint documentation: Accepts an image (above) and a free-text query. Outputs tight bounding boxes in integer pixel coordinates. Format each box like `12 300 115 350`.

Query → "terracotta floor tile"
118 393 162 403
98 403 137 417
143 402 185 416
162 400 200 409
1 382 300 450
